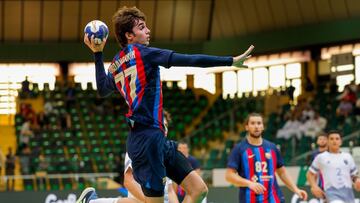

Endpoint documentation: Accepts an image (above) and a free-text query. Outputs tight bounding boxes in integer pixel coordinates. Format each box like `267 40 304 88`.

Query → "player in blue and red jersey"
308 133 327 191
82 6 253 203
226 113 308 203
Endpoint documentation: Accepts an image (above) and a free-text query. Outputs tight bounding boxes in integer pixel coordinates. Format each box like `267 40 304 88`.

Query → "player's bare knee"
199 183 208 197
190 182 208 198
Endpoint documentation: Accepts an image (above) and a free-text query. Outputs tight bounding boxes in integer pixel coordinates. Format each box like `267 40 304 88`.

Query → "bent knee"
188 182 208 197
198 184 208 199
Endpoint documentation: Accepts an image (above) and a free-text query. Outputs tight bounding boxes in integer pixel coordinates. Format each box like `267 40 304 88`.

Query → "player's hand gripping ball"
84 20 109 45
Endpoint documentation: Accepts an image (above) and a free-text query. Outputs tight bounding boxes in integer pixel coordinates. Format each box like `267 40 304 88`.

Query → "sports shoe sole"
76 187 96 203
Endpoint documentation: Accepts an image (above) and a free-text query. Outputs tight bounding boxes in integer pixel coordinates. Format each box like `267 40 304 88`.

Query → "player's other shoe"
76 187 98 203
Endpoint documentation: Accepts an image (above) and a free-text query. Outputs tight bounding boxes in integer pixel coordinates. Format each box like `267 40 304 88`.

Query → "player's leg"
180 171 208 203
76 187 141 203
165 142 208 203
127 127 166 203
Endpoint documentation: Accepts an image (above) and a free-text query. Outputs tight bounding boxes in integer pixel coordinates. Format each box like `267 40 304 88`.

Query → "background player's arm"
84 34 116 97
353 176 360 191
306 169 325 198
348 155 360 191
225 168 266 194
124 168 146 202
307 155 326 198
276 167 308 200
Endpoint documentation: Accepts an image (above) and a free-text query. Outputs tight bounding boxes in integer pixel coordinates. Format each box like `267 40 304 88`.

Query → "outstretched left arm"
168 45 254 68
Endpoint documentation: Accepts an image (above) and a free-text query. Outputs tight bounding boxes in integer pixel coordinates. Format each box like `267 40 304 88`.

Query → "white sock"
89 198 119 203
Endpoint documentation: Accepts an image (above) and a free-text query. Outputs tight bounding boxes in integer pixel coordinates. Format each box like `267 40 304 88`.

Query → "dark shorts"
127 123 193 197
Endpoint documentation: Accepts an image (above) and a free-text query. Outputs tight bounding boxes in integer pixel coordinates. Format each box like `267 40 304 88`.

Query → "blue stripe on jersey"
242 151 250 203
267 149 275 203
254 148 263 202
122 78 128 103
132 75 141 109
153 69 161 127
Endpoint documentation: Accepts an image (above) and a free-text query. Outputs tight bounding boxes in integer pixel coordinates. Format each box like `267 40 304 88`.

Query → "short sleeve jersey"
227 139 285 203
107 44 173 130
309 151 358 202
310 149 325 189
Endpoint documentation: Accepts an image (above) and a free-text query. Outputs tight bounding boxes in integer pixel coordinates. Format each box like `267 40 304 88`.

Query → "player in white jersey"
307 130 360 203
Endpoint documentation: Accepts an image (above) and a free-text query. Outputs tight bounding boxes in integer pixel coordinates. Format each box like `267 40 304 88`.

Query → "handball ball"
84 20 109 45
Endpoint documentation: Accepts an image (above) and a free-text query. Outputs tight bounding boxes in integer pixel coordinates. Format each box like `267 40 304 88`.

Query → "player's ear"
244 124 249 131
125 32 133 41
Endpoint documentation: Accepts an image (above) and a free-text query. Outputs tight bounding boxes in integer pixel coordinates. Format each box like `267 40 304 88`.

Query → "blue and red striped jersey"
107 43 173 130
227 139 285 203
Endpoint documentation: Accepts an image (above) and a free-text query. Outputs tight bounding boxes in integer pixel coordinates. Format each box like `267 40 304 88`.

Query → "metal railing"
290 130 360 165
0 172 119 192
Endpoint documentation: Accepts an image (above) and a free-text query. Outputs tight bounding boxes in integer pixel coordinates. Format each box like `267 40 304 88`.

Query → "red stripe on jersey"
271 150 280 203
271 150 277 171
157 81 163 131
272 185 280 203
246 148 256 203
118 51 133 117
133 47 146 109
259 147 269 203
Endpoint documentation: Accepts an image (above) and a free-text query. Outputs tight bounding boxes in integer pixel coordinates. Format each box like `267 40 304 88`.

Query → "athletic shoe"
76 187 98 203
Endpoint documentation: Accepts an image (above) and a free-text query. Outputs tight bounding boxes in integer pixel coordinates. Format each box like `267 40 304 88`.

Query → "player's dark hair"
244 112 263 125
112 6 146 48
317 132 327 138
327 130 343 138
178 141 188 146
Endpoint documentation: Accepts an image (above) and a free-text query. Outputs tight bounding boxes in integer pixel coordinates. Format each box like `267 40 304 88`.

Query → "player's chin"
251 133 262 138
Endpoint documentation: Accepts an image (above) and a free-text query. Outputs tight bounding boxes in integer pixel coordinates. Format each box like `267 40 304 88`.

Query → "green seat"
24 183 33 191
76 131 84 138
79 140 87 146
68 147 77 154
80 148 89 154
64 182 72 190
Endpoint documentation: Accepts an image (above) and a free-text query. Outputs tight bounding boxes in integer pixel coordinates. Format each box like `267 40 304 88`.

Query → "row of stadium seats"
16 81 209 190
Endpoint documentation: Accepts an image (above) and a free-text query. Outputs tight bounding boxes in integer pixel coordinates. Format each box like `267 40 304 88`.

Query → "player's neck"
328 148 340 153
318 146 327 152
247 135 263 146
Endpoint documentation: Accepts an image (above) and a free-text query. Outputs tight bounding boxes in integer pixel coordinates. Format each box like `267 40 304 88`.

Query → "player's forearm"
225 169 253 187
306 171 318 188
94 52 115 97
277 168 299 193
169 53 233 67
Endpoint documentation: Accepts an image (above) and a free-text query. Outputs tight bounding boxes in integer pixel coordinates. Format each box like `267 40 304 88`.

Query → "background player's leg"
180 171 208 203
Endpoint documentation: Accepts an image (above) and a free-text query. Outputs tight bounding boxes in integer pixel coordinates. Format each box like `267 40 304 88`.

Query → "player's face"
245 116 264 138
328 133 342 152
317 136 327 148
130 19 150 46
